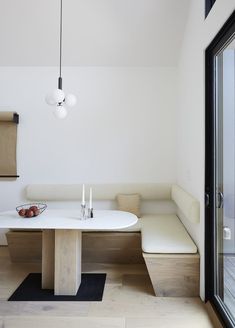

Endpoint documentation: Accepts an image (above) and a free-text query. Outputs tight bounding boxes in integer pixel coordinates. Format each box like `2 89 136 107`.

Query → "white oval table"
0 209 137 295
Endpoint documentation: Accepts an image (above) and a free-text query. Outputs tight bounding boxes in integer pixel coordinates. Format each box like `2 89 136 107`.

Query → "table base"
42 229 82 296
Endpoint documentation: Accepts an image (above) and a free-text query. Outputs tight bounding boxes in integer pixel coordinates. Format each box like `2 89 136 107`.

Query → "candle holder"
87 208 93 219
80 204 87 220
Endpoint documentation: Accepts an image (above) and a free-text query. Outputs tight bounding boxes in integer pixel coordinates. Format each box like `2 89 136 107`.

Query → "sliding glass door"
216 39 235 317
205 11 235 328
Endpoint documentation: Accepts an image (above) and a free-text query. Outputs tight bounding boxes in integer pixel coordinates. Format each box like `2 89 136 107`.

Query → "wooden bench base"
82 232 143 263
6 231 42 262
6 231 144 264
6 231 200 297
143 252 200 297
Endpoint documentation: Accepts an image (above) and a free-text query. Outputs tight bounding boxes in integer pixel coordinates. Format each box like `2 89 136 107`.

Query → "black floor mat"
8 273 106 301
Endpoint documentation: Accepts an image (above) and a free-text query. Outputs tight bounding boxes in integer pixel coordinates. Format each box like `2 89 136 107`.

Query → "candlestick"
80 204 86 220
88 207 93 218
82 184 85 205
89 187 92 209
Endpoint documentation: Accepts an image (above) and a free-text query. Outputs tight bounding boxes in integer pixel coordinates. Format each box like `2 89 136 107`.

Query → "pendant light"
45 0 77 119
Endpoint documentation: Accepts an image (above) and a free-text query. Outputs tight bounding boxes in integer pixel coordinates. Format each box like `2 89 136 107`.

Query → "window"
205 10 235 328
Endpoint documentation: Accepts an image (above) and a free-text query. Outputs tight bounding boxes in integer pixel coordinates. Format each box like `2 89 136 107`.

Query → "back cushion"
116 193 141 217
171 184 200 223
26 183 172 201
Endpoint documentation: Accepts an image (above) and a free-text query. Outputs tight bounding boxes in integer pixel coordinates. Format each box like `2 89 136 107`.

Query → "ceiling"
0 0 190 66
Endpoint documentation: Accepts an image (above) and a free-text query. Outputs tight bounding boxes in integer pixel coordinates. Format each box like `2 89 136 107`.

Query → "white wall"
177 0 235 300
0 66 177 243
0 0 190 67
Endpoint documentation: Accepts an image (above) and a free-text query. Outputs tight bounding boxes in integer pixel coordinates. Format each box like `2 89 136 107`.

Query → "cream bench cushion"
141 214 197 254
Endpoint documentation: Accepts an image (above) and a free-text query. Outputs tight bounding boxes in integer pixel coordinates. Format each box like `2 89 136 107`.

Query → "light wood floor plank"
88 298 211 318
126 315 213 328
0 301 89 317
3 316 125 328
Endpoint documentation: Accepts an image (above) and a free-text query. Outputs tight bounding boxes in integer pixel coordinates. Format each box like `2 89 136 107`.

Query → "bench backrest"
26 183 200 223
26 183 172 201
171 184 200 223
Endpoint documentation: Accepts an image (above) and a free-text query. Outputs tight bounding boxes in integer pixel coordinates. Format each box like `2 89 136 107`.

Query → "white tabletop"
0 209 137 230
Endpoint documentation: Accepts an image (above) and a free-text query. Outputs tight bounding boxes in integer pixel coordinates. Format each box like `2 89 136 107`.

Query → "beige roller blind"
0 112 18 176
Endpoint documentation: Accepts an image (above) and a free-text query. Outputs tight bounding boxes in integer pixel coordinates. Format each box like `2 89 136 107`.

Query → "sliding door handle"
217 191 224 209
205 193 210 207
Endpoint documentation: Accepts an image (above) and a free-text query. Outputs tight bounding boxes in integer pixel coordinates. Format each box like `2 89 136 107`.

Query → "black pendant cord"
58 0 63 90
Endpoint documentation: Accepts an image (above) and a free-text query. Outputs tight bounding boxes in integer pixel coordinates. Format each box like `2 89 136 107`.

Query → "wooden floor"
0 246 213 328
224 255 235 318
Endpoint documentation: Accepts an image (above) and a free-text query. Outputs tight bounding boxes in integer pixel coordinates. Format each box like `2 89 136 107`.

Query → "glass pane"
215 35 235 319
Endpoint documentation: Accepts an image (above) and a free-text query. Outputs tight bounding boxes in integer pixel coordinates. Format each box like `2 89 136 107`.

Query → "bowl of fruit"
16 203 47 218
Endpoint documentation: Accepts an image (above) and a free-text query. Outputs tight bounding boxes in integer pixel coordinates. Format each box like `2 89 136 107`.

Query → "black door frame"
205 0 216 18
205 10 235 328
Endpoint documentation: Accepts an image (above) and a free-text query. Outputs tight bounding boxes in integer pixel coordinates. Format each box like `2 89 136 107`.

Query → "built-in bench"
141 214 199 296
6 183 200 297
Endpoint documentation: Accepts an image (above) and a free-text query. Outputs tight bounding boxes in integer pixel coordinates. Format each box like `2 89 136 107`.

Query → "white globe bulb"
45 93 56 106
52 89 65 103
65 94 77 107
53 105 67 119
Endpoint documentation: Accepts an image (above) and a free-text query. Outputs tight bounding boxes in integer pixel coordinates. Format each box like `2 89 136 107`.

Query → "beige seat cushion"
141 214 197 253
116 193 141 217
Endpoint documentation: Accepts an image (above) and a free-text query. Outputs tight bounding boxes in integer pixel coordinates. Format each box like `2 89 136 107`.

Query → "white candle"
89 188 92 209
82 184 85 205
